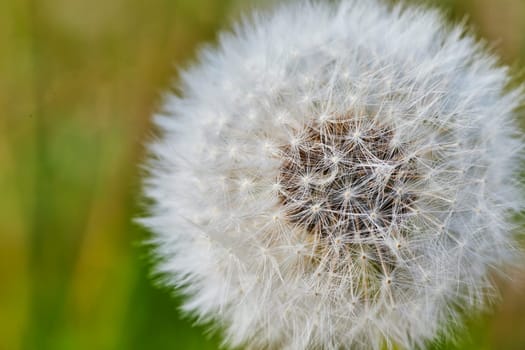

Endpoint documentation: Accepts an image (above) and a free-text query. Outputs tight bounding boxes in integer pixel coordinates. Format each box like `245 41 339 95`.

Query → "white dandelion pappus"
140 1 524 349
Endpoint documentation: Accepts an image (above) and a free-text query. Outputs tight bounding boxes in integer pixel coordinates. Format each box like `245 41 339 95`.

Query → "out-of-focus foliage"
1 0 524 349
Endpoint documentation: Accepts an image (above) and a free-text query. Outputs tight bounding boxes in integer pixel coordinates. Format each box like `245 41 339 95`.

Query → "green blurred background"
1 0 524 349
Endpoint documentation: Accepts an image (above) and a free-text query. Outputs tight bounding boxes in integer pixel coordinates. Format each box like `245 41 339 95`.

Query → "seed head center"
278 117 417 240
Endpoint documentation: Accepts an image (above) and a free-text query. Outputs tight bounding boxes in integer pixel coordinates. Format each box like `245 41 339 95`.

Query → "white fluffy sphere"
141 1 524 349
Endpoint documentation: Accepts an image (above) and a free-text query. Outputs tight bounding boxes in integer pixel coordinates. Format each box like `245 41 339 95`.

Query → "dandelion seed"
141 1 524 349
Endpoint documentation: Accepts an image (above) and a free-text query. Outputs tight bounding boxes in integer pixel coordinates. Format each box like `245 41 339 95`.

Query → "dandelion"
140 1 524 349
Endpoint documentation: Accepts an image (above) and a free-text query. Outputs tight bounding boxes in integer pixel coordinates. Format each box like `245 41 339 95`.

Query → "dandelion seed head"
141 1 524 349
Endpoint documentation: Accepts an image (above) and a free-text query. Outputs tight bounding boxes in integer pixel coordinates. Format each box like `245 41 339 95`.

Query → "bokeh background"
2 0 525 349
